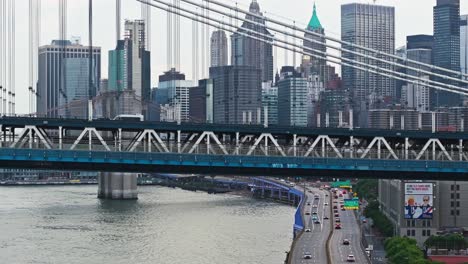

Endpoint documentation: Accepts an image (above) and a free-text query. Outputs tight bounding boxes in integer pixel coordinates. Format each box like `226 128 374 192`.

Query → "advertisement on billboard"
404 183 433 219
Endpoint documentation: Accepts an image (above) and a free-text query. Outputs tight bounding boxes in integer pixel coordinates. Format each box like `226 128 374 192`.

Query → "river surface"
0 185 294 264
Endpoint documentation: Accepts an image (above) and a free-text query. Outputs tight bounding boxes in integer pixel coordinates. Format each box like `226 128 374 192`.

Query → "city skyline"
5 0 468 114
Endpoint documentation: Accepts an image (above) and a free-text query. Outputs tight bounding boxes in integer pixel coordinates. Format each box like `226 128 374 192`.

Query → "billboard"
344 198 359 210
404 183 433 219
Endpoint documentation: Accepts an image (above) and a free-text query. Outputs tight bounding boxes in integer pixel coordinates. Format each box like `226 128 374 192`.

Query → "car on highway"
324 202 329 206
346 254 355 262
304 252 312 259
305 212 310 215
343 239 350 245
324 216 329 220
325 194 328 197
333 205 338 209
307 202 311 205
312 204 318 208
335 217 341 223
334 213 339 217
341 208 346 211
335 224 342 229
314 219 321 224
314 194 320 199
305 228 311 232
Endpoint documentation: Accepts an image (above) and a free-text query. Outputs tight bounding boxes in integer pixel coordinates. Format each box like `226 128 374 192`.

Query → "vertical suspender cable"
207 1 211 78
0 0 3 115
34 0 41 114
116 0 121 42
29 0 33 113
284 26 288 67
292 21 296 68
11 0 14 114
200 0 205 77
192 10 197 80
7 0 10 115
88 0 93 120
167 1 172 69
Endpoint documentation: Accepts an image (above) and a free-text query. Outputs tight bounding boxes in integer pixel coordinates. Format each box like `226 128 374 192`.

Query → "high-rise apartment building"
210 65 262 124
277 66 308 127
433 0 461 107
401 35 434 112
231 0 273 82
210 30 228 67
341 3 395 105
37 40 101 118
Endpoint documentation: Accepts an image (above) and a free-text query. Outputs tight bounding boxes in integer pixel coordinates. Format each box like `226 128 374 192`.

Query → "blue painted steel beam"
0 148 468 180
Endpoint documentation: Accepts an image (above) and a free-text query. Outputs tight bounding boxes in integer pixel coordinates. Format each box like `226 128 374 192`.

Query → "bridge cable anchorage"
173 0 468 94
138 0 468 96
170 0 468 90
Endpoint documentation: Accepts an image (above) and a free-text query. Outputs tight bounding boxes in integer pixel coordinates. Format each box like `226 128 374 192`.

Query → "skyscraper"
277 66 308 127
37 40 101 118
401 35 434 112
341 3 395 106
231 0 273 82
108 40 128 92
124 20 151 102
302 4 328 82
210 65 262 124
461 15 468 75
156 69 196 122
433 0 461 107
210 30 228 67
104 20 151 119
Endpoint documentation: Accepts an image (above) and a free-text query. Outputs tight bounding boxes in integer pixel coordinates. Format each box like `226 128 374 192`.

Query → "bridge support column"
98 172 138 200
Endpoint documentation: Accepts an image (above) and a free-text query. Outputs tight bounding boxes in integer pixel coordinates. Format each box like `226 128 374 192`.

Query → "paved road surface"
291 187 331 264
330 191 369 264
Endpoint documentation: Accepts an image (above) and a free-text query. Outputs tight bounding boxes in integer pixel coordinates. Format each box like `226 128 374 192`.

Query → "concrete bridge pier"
98 172 138 200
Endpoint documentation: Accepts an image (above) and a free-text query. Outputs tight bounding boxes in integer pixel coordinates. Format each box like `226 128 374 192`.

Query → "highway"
291 186 331 264
330 190 369 264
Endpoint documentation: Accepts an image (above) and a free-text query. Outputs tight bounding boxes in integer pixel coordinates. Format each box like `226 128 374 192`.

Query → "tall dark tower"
433 0 461 107
231 0 273 82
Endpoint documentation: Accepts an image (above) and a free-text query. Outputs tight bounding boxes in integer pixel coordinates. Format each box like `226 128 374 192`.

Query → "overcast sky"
8 0 468 114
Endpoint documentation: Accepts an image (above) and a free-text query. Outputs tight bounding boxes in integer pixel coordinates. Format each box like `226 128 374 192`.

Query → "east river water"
0 185 294 264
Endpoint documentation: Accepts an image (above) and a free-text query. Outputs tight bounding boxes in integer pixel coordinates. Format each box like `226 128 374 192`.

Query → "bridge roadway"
2 117 468 178
291 186 331 264
330 191 369 264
